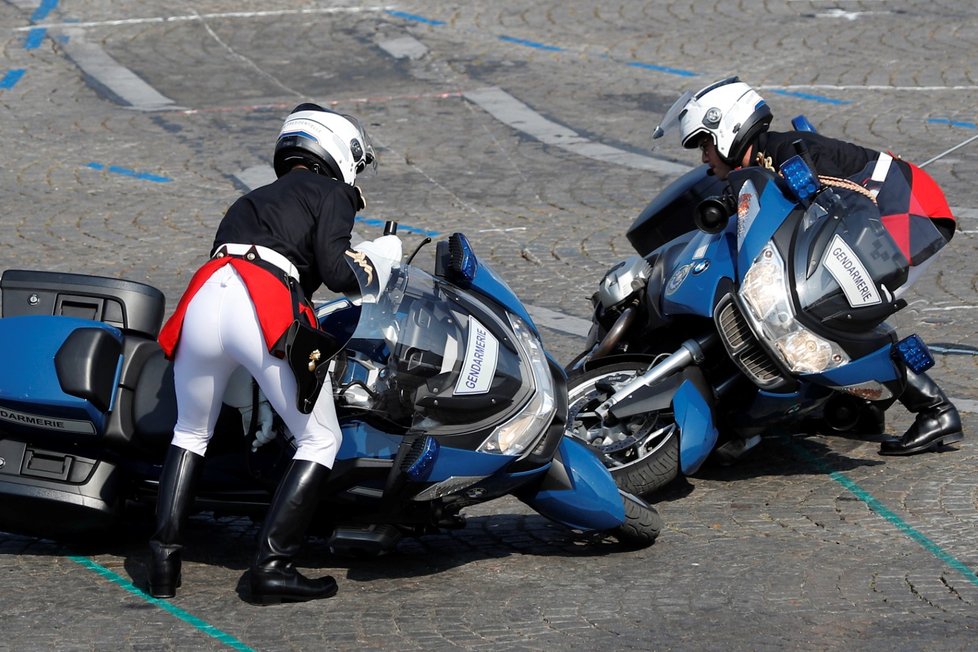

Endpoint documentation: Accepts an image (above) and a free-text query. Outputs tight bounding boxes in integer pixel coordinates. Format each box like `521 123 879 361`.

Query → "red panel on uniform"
910 164 954 222
881 213 912 261
159 258 313 359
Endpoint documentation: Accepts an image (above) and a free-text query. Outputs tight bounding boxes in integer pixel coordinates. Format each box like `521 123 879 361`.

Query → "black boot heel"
147 446 204 599
246 460 337 604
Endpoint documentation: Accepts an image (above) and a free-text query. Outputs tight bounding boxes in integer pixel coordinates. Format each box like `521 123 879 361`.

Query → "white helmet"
273 103 375 185
655 77 772 166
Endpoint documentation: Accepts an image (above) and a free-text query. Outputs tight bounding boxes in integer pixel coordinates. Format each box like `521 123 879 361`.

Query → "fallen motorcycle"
565 145 950 497
0 225 660 551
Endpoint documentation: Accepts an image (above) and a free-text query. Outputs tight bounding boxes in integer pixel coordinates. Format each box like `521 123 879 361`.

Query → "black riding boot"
149 445 204 598
248 460 337 604
879 369 963 456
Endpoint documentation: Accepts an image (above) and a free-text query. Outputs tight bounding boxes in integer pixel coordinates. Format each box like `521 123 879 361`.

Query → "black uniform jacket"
754 130 878 178
212 168 360 298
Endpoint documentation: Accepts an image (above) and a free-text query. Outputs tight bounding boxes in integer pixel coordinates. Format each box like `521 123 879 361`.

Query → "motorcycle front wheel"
567 361 680 497
612 490 663 548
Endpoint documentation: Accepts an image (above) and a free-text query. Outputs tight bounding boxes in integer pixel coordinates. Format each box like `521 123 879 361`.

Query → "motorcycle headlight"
477 314 556 456
740 243 849 375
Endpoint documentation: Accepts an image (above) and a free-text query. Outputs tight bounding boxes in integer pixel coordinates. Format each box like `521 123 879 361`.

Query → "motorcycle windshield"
336 263 536 436
791 188 911 330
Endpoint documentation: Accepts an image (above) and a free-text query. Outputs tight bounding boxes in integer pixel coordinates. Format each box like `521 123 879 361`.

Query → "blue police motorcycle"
0 226 660 550
565 149 945 497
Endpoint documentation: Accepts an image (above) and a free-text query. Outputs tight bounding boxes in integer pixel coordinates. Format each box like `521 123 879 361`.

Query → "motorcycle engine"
597 255 653 309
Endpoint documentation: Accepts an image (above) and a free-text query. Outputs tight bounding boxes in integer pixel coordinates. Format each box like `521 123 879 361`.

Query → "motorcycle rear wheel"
567 361 680 497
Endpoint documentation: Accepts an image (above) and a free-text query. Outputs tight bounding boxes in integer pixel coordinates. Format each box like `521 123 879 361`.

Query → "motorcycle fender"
519 436 625 532
672 371 718 476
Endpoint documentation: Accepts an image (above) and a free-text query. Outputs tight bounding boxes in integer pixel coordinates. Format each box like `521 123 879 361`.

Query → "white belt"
213 243 299 282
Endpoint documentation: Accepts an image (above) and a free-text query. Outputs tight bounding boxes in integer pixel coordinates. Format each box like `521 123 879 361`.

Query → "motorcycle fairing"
418 444 514 482
789 189 910 332
518 435 625 532
626 164 726 256
0 316 122 437
436 234 539 336
730 169 798 275
805 342 900 387
725 384 833 438
673 375 718 475
333 421 515 502
661 228 735 318
336 421 404 460
339 263 533 443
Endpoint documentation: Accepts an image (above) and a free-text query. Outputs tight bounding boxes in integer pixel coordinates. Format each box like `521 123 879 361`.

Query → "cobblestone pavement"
1 1 977 650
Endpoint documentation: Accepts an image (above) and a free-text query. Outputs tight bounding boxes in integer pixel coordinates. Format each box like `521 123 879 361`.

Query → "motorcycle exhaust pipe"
594 333 717 419
590 306 637 361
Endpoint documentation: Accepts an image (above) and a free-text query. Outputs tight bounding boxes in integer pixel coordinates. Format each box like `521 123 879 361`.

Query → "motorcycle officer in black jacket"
658 76 961 457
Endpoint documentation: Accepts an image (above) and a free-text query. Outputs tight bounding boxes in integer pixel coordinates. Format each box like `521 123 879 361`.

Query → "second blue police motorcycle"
565 149 951 497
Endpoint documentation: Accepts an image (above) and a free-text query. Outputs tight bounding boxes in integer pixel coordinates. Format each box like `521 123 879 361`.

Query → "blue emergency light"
448 232 478 283
779 154 820 203
894 334 935 374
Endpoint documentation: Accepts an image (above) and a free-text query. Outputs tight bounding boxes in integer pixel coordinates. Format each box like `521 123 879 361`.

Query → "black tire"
566 361 681 497
613 491 662 548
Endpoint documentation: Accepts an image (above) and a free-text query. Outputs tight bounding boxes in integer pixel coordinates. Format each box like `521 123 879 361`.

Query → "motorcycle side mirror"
694 195 735 234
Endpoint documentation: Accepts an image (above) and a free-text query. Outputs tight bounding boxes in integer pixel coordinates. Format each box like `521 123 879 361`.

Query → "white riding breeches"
169 264 341 468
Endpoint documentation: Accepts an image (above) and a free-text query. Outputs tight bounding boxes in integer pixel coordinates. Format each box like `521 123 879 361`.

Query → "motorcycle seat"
130 346 178 448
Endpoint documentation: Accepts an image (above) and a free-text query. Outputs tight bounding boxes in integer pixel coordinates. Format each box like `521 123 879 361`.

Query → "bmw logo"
666 264 691 294
704 108 722 127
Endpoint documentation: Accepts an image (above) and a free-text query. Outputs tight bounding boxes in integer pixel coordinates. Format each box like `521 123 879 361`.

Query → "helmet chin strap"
292 160 340 182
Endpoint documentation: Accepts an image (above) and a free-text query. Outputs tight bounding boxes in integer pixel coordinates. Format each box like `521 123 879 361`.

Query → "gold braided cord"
755 152 776 172
753 150 878 204
817 175 878 204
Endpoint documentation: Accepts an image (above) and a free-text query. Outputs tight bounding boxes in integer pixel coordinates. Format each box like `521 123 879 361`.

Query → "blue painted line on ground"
928 118 978 129
829 472 978 587
24 27 46 49
67 556 255 651
86 162 173 183
0 69 26 89
31 0 58 22
498 35 563 52
627 61 697 77
384 9 445 26
356 216 441 238
770 89 851 105
383 10 699 78
787 438 978 587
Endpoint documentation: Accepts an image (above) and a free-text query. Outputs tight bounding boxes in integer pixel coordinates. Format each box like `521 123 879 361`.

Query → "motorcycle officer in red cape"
150 103 401 603
655 76 961 457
